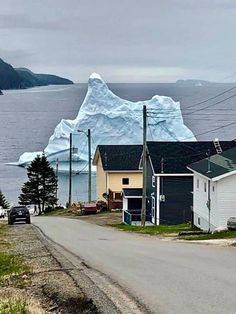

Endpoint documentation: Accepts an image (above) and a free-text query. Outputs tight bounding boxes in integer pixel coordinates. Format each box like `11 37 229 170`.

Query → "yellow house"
93 145 143 209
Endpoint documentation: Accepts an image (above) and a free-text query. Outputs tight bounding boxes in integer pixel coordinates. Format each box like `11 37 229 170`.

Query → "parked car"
227 217 236 230
0 206 5 218
8 206 31 225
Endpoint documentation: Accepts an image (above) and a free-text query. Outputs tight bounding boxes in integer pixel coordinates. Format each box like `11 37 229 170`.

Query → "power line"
182 121 236 140
146 92 236 116
184 85 236 109
184 93 236 116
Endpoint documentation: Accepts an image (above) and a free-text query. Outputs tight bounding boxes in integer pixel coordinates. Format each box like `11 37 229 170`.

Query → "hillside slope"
0 58 22 89
0 58 73 90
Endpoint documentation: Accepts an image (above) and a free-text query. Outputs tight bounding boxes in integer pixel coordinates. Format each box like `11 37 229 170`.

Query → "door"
159 177 193 224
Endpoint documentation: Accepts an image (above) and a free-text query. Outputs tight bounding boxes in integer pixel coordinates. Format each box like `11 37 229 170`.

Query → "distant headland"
0 58 73 90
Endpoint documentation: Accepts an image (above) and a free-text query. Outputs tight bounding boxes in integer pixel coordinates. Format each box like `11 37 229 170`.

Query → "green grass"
111 223 194 236
0 253 29 279
0 297 29 314
182 230 236 241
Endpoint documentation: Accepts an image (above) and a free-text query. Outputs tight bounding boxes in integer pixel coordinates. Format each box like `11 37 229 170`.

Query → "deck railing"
123 210 152 225
124 210 132 225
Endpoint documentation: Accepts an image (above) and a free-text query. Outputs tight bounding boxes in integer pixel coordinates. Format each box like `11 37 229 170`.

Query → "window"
122 178 129 185
198 217 201 225
204 182 207 192
152 176 155 188
212 185 215 192
197 179 199 189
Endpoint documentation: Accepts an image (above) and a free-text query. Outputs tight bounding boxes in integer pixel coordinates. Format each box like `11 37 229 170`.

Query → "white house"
188 147 236 231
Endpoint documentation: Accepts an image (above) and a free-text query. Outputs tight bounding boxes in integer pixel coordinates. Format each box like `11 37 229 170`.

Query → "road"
33 217 236 314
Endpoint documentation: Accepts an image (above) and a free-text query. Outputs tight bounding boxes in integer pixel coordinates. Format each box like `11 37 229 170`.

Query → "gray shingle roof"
95 145 143 171
147 141 236 174
94 141 236 174
188 147 236 179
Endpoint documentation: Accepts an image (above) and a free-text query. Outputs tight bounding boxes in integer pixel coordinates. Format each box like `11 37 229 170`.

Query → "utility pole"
88 129 92 203
207 150 211 232
56 158 59 204
68 133 72 207
78 129 92 203
141 105 147 226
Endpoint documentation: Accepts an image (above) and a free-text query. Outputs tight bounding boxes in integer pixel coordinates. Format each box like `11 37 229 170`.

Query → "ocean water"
0 82 235 205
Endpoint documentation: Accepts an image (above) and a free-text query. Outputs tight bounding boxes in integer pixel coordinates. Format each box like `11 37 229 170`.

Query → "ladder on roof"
213 138 222 154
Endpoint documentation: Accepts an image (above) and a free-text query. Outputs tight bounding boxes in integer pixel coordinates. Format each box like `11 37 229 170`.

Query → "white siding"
193 174 218 231
156 176 160 225
123 198 128 211
217 173 236 229
122 198 128 223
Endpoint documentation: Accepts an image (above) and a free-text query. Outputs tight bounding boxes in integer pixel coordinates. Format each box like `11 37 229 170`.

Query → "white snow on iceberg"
17 73 196 171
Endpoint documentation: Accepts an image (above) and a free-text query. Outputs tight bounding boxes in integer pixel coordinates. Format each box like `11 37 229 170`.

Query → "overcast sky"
0 0 236 83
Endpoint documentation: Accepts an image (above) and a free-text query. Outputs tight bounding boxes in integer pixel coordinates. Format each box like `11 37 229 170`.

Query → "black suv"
8 206 31 225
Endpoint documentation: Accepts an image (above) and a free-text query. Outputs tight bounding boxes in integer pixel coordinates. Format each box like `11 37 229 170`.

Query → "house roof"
147 141 236 174
93 145 143 171
188 146 236 180
123 188 143 198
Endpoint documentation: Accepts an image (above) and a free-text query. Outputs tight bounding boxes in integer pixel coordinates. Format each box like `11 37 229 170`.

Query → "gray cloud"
0 0 235 82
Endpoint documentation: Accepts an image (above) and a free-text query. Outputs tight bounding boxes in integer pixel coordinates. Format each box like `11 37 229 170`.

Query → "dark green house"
145 141 236 225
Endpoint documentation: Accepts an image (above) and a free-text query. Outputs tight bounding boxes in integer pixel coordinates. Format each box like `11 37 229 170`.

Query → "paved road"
33 217 236 314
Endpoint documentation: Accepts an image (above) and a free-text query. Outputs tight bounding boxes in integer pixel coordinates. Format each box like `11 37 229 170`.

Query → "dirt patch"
1 223 97 313
74 212 122 226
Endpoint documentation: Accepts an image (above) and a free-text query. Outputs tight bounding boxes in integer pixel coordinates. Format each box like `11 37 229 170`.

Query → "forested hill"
0 58 73 90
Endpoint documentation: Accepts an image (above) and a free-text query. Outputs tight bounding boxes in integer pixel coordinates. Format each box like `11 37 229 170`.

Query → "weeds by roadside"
0 253 30 283
0 295 28 314
0 223 31 291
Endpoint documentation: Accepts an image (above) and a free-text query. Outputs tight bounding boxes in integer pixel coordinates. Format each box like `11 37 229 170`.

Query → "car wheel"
26 219 31 224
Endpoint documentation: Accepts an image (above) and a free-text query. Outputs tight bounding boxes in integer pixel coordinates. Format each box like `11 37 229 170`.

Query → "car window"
12 207 27 213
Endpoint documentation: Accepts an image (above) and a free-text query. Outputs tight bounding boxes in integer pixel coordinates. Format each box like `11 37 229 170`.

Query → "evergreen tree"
0 190 10 208
19 155 58 214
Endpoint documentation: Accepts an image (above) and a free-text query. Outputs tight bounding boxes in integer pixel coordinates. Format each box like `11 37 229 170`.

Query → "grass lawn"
181 230 236 241
111 223 195 236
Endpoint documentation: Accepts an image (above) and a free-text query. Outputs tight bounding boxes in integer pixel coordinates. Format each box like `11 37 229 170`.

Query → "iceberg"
17 73 196 172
